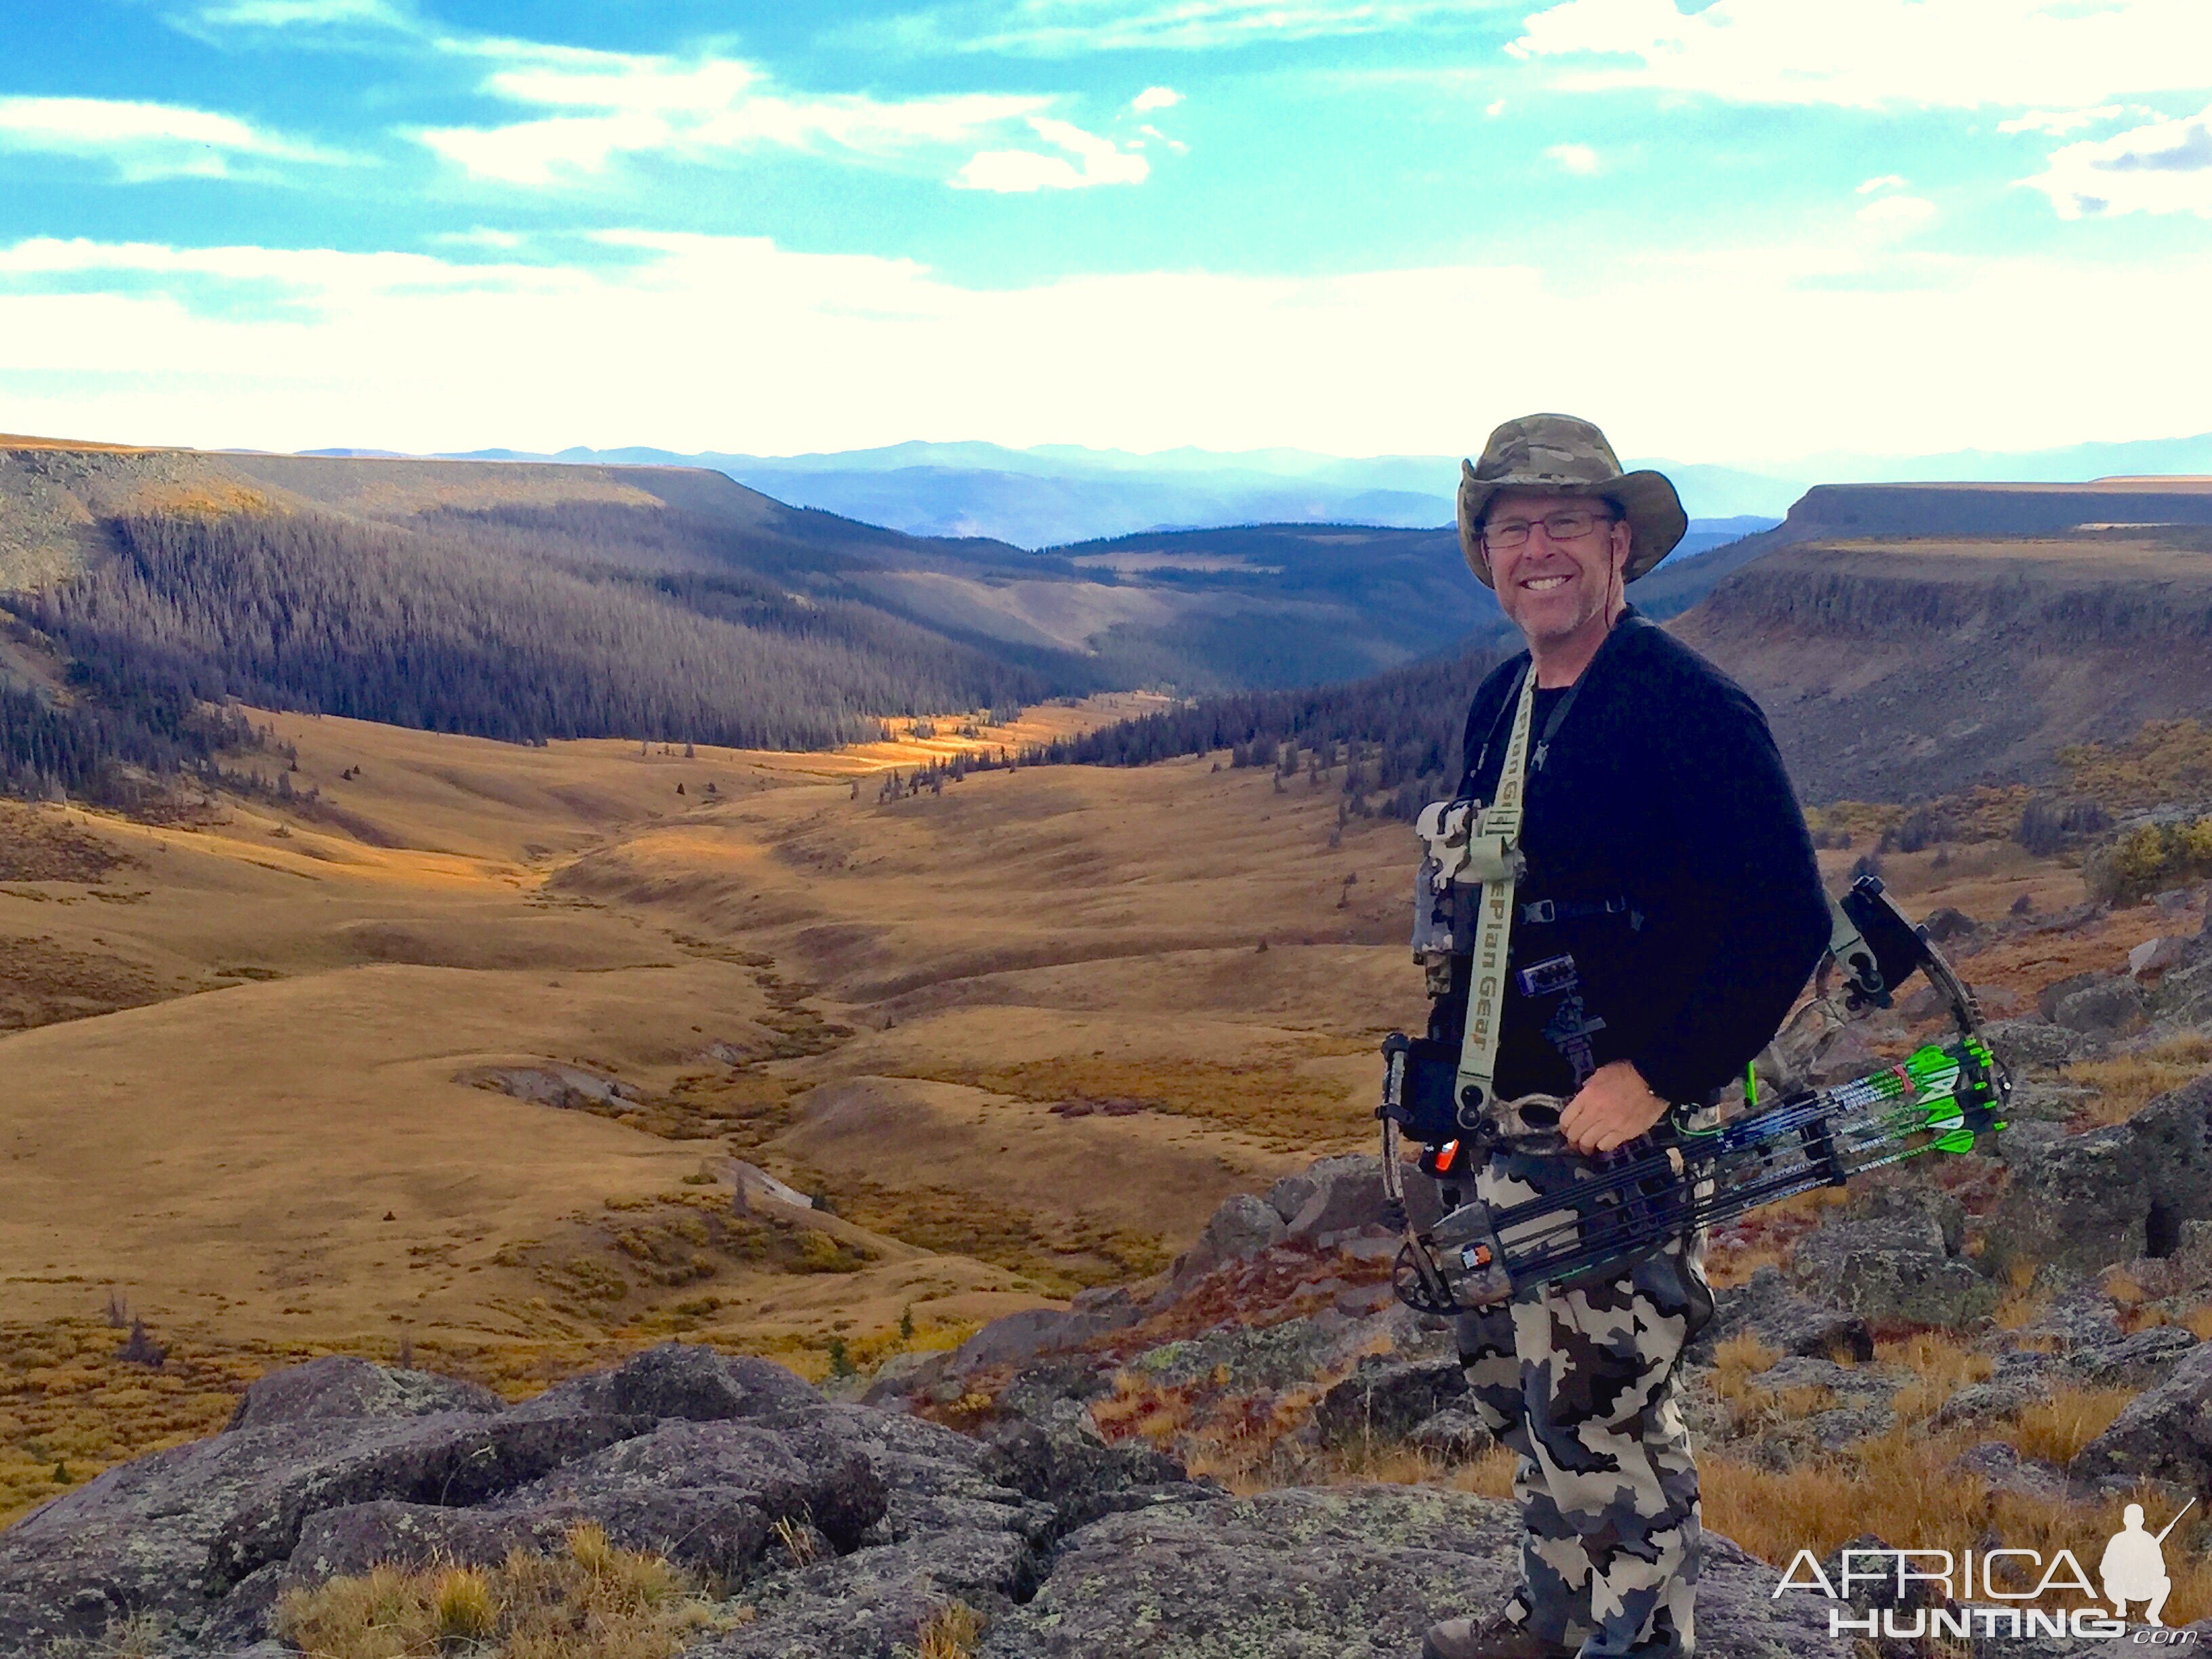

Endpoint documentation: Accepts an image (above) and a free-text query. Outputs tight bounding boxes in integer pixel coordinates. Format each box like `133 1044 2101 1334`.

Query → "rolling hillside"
0 439 1782 808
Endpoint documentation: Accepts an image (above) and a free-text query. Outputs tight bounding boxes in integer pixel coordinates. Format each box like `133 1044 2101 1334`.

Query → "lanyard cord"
1468 611 1647 788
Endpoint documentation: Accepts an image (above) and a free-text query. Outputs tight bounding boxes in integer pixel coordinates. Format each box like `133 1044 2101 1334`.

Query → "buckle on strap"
1521 899 1556 924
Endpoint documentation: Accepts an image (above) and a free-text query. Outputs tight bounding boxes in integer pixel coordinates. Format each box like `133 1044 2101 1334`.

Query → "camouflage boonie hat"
1456 413 1689 588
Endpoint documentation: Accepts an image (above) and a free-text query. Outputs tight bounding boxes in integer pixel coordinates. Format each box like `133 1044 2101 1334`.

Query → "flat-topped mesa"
1668 483 2212 802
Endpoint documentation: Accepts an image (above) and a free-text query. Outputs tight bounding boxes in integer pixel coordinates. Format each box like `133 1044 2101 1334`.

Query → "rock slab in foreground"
976 1486 1849 1659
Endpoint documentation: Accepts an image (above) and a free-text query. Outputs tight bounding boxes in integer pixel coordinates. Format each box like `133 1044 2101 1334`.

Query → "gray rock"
977 1487 1847 1659
2017 1277 2129 1350
943 1307 1121 1375
1953 1441 2071 1501
2071 1340 2212 1490
1788 1195 1997 1329
0 1404 645 1651
1408 1410 1494 1462
2053 977 2149 1037
2133 1073 2212 1246
281 1500 574 1582
1997 1084 2095 1125
697 1528 1039 1659
979 1410 1197 1538
1931 1378 2046 1431
224 1355 503 1431
201 1560 289 1651
2039 970 2109 1023
1313 1358 1471 1446
1279 1154 1443 1242
1177 1192 1289 1279
2067 1325 2203 1387
1125 1317 1338 1396
490 1418 887 1573
506 1341 821 1423
754 1404 1051 1546
2153 955 2212 1031
1688 1266 1874 1364
1982 1018 2093 1073
205 1411 649 1592
1993 1124 2155 1273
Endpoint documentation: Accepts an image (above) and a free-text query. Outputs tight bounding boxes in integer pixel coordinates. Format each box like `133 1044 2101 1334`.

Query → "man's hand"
1559 1059 1669 1155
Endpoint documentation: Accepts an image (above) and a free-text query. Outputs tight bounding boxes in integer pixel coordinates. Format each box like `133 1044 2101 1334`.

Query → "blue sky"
3 1 2211 464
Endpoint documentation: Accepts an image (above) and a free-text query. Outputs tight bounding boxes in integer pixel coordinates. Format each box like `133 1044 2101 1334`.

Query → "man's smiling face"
1481 487 1633 653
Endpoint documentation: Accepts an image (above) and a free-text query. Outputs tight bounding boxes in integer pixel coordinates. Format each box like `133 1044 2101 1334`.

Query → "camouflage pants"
1452 1143 1714 1659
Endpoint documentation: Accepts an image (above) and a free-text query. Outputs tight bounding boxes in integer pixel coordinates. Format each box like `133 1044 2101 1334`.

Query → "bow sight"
1377 876 2011 1315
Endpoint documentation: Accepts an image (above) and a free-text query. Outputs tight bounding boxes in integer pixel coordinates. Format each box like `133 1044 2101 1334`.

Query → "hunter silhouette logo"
1774 1500 2203 1641
2102 1500 2194 1627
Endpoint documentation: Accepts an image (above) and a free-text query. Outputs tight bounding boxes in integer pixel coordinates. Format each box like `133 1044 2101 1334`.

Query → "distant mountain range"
322 430 2212 550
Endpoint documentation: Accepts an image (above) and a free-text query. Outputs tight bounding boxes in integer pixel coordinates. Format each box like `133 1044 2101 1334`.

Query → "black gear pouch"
1387 1036 1464 1143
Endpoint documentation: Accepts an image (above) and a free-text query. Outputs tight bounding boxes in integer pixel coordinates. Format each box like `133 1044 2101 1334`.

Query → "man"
1420 414 1832 1659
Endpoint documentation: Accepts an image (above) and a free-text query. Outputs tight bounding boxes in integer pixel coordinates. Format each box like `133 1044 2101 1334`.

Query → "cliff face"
1666 481 2212 802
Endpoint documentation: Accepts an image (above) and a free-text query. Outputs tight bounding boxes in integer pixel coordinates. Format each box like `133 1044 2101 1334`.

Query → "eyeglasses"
1481 508 1618 554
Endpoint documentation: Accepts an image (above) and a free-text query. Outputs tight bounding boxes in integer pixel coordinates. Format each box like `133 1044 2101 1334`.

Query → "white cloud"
954 117 1150 192
2024 102 2212 219
9 230 2212 468
1486 98 1507 117
414 41 1052 185
0 95 337 182
1132 85 1182 112
922 1 1479 56
1511 0 2212 109
1856 174 1908 194
196 0 408 25
1855 194 1937 234
1999 106 2124 136
1138 123 1189 155
1546 142 1599 175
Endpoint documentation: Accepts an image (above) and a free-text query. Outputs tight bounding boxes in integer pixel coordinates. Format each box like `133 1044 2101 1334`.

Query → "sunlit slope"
0 696 1410 1372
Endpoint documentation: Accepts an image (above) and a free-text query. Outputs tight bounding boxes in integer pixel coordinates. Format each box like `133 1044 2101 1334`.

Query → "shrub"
2017 796 2112 857
2082 816 2212 904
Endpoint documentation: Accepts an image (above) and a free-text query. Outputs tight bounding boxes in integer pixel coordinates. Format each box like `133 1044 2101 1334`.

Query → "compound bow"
1378 876 2010 1314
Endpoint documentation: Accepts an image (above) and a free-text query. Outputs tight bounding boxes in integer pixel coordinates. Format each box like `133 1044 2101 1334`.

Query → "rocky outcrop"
2070 1340 2212 1493
1313 1358 1475 1448
1788 1187 1998 1329
973 1486 1846 1658
224 1354 504 1431
1689 1265 1874 1364
1992 1072 2212 1269
0 1344 1098 1656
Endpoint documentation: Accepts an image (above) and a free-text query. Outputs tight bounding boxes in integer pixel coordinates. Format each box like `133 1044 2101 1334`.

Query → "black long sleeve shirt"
1441 609 1832 1105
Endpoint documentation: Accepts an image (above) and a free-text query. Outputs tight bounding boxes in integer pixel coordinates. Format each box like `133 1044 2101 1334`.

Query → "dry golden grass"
1708 1332 1781 1414
273 1523 739 1659
0 1316 294 1528
913 1601 986 1659
2063 1036 2212 1128
2011 1386 2135 1467
785 1168 1168 1296
1992 1258 2050 1333
1883 1332 1994 1425
928 1054 1368 1153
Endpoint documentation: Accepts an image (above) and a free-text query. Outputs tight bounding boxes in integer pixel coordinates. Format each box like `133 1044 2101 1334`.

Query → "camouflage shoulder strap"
1453 660 1540 1128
